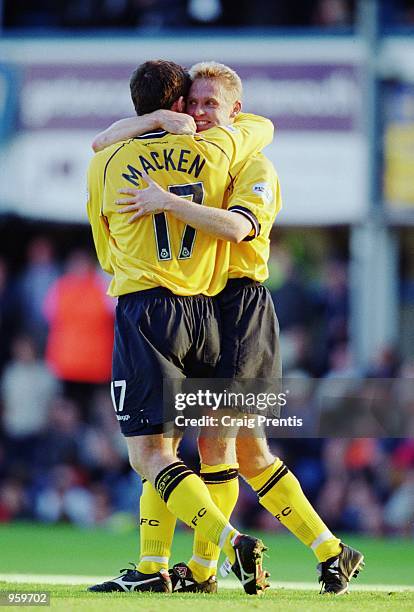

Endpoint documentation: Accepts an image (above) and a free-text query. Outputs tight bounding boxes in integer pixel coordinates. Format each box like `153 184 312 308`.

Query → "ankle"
188 557 217 583
222 529 239 564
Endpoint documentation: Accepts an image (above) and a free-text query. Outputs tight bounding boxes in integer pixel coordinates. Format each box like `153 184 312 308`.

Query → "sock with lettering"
155 461 239 564
246 459 342 562
188 463 239 582
138 479 177 573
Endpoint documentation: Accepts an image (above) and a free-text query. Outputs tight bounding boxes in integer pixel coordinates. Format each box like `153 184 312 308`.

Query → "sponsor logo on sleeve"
252 182 273 205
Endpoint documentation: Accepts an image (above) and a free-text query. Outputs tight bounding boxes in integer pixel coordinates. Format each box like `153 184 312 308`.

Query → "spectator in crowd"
43 249 114 411
311 258 349 374
0 477 28 523
32 396 85 470
15 237 60 354
268 245 315 331
34 463 95 526
341 476 383 535
366 345 401 378
1 334 59 467
0 257 18 375
313 0 352 26
384 470 414 535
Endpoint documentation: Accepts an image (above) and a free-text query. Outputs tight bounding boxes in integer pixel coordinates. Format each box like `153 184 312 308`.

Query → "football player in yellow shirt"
94 61 364 596
87 59 274 596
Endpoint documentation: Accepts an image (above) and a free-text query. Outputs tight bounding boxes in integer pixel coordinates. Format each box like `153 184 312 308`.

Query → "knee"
126 434 177 481
198 436 237 466
172 435 182 457
128 452 144 476
237 443 275 479
127 444 161 478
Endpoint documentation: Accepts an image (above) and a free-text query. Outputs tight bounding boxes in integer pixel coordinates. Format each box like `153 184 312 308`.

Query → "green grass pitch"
1 585 413 611
0 523 413 610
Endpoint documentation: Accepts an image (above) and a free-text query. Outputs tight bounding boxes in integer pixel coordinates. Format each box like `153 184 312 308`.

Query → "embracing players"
87 59 273 596
89 60 364 596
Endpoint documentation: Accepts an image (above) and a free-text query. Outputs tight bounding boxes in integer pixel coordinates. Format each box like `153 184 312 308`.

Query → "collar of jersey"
134 129 169 139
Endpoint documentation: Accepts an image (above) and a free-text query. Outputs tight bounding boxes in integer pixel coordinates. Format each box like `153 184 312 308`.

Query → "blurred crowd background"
3 0 414 30
1 227 413 536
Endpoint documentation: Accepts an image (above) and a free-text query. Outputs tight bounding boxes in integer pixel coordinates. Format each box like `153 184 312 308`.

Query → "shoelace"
119 562 138 574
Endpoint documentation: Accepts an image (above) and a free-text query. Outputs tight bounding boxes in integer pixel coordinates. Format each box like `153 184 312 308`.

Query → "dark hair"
130 60 191 116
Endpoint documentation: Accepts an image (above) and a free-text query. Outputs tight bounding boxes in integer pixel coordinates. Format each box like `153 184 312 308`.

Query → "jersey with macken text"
87 113 273 297
225 153 282 283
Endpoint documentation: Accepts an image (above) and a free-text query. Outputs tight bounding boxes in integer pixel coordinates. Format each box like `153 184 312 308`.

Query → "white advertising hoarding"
0 37 367 224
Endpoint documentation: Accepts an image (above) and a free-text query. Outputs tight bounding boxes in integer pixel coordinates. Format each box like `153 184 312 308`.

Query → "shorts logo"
252 182 273 205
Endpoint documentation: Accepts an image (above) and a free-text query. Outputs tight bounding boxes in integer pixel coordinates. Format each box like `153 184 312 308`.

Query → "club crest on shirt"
252 182 273 204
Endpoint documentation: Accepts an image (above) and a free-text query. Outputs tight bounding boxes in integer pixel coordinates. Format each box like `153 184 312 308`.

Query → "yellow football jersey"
225 153 282 282
87 113 273 297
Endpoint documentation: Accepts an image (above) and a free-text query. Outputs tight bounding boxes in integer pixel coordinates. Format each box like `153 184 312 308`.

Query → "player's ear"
229 100 242 118
171 96 186 113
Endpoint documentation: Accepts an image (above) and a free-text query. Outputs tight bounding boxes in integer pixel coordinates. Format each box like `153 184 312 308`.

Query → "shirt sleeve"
196 113 274 175
86 153 114 275
226 155 282 241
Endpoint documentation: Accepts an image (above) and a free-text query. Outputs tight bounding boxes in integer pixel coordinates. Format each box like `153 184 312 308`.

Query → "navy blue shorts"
111 288 220 436
214 278 281 379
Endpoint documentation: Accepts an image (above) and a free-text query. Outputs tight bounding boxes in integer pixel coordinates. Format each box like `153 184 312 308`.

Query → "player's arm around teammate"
92 108 197 151
116 173 253 244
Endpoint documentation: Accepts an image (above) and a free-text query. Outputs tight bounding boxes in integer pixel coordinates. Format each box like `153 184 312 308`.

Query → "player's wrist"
163 192 183 213
155 109 173 131
145 110 164 130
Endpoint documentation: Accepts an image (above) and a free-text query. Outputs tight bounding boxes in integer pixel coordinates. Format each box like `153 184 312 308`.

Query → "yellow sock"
188 463 239 582
247 459 342 562
138 479 177 573
155 461 239 564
